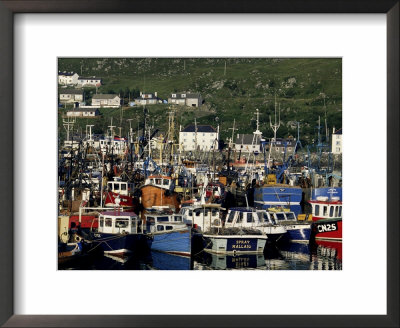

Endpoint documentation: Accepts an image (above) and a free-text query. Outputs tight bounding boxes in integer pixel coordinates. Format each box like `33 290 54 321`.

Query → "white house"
59 89 84 103
234 134 262 153
58 71 79 85
92 94 121 107
66 108 100 117
179 125 219 151
77 76 102 87
135 92 160 105
331 127 342 154
168 92 203 107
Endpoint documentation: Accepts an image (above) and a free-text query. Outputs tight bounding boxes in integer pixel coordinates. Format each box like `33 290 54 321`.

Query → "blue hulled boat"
254 184 303 215
145 211 191 257
91 211 152 256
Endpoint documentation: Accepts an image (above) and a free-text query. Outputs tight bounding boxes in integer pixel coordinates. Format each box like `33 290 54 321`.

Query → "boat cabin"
107 177 134 196
179 204 222 231
144 176 173 190
224 208 277 228
98 211 140 234
144 213 186 233
309 197 342 220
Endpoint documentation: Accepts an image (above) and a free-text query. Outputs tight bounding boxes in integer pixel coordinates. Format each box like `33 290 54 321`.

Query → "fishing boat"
144 210 191 257
309 194 342 242
104 177 137 210
90 210 152 256
253 174 303 215
224 207 287 242
140 175 180 211
267 207 312 243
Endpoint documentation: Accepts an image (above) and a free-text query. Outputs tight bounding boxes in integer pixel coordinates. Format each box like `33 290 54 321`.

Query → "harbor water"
59 240 342 270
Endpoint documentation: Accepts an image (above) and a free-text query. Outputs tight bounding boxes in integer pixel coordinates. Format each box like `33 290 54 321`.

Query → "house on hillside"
234 134 262 153
331 127 342 154
135 92 160 105
92 94 121 107
267 138 296 154
58 71 79 85
168 92 203 107
77 76 102 87
59 89 84 104
66 108 100 117
179 125 219 151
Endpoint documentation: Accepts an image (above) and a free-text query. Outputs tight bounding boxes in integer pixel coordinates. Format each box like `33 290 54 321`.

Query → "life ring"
74 235 82 242
213 219 221 226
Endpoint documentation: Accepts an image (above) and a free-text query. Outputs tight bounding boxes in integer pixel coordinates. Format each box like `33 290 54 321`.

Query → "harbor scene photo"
58 58 342 270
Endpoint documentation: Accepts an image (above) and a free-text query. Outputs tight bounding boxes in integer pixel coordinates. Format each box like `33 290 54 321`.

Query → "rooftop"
182 125 216 133
59 89 83 95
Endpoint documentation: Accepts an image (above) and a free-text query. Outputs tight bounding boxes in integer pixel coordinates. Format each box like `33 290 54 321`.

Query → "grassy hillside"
58 58 342 145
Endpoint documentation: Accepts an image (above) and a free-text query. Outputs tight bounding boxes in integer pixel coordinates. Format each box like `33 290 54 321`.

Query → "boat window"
99 218 104 227
227 211 235 223
155 179 162 185
166 226 173 231
212 209 218 216
257 212 264 223
247 213 254 223
329 206 334 217
147 217 155 224
335 206 339 217
237 212 243 223
157 216 169 222
315 205 320 216
174 216 182 222
338 206 342 217
323 206 328 216
194 209 201 217
115 219 129 228
108 182 112 189
188 210 193 216
150 179 154 184
121 184 127 191
114 184 119 191
286 213 295 221
204 209 209 216
105 218 112 227
163 179 169 186
265 213 276 224
157 225 164 231
276 213 286 221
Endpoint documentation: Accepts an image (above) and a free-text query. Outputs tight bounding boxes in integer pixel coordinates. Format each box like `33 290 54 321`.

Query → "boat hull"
104 191 137 210
281 224 312 243
311 218 342 241
150 229 191 257
203 235 268 254
90 232 152 256
141 185 180 211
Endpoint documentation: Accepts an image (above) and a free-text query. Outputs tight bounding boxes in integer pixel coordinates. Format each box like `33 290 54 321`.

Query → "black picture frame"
0 1 398 327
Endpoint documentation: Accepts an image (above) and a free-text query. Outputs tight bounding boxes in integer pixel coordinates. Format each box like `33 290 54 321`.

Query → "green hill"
58 58 341 145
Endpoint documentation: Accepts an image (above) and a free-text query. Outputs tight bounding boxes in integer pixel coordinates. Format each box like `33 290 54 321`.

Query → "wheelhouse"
145 175 173 190
145 213 186 233
98 212 140 234
179 204 222 231
309 199 342 219
107 177 134 196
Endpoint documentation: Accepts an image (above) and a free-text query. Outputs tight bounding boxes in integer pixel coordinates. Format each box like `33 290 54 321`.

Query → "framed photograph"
1 1 398 327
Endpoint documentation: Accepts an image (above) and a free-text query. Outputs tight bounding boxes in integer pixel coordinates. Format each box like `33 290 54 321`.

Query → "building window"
336 141 340 145
172 94 176 98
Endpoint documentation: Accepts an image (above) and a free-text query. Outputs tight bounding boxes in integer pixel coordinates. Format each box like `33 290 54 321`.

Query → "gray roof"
59 89 83 95
169 92 201 99
92 94 119 99
182 125 216 133
235 134 261 145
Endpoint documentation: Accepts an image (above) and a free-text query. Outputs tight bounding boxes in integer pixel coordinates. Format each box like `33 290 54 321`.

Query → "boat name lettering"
317 223 337 233
231 240 252 249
